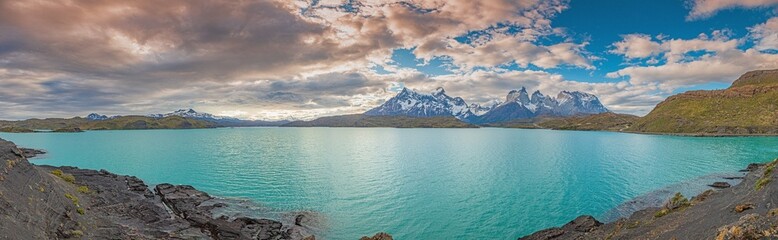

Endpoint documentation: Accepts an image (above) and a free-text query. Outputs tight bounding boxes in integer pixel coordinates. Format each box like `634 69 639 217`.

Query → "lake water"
1 128 777 239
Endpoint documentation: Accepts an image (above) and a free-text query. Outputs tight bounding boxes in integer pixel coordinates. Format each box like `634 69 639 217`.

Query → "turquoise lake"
1 128 777 239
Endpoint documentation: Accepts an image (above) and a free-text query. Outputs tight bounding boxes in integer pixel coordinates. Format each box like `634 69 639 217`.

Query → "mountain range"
365 87 609 124
87 109 289 127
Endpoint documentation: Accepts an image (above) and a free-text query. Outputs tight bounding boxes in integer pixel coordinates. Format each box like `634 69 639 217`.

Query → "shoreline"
521 158 778 239
5 125 778 138
0 138 390 240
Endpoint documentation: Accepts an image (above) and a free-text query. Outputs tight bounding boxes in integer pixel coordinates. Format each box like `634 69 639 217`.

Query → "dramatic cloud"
687 0 778 20
1 0 777 120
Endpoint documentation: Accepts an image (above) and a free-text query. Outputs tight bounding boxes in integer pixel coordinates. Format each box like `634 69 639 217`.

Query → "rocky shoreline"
521 159 778 239
0 138 390 240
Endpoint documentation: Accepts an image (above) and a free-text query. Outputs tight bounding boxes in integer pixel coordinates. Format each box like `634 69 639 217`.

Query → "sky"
1 0 778 120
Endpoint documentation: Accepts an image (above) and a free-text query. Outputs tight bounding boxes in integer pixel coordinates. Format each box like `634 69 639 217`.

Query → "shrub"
77 208 85 215
50 169 63 177
77 186 90 194
755 159 777 191
69 230 83 237
60 174 76 184
654 209 670 218
64 193 79 206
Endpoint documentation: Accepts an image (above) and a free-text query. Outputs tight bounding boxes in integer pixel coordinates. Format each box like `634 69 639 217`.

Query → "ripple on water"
0 128 776 239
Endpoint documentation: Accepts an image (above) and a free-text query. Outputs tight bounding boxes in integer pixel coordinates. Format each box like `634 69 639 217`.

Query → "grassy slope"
537 112 640 131
629 69 778 134
282 114 478 128
0 116 214 132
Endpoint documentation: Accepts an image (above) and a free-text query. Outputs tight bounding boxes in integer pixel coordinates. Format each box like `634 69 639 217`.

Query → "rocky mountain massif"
95 109 290 127
365 87 610 124
282 114 476 128
628 69 778 135
521 158 778 239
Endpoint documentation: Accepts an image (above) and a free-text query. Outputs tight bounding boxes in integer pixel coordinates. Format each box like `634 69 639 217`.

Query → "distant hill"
483 112 639 131
628 69 778 135
282 114 477 128
145 109 289 127
0 116 214 132
537 113 640 131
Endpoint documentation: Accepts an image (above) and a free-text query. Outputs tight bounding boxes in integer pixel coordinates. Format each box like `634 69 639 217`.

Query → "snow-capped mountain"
366 87 610 124
474 88 609 123
365 87 474 119
86 113 109 121
85 109 288 126
147 109 239 121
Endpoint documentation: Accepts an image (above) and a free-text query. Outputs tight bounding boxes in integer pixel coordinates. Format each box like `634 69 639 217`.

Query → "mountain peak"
86 113 109 121
433 87 446 96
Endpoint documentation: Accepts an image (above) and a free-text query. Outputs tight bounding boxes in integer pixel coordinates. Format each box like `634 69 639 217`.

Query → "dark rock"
741 163 764 172
360 232 394 240
520 215 601 240
155 184 312 240
19 148 46 158
723 176 744 180
566 215 602 232
709 182 732 188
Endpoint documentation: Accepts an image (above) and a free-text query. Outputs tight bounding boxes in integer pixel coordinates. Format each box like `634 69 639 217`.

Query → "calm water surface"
2 128 777 239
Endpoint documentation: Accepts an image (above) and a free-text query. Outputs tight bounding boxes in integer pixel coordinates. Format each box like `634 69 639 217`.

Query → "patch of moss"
77 208 85 215
77 186 90 194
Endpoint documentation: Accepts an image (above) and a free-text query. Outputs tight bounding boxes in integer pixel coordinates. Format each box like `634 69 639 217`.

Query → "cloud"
750 17 778 50
0 0 602 120
687 0 778 20
610 34 663 59
608 27 778 90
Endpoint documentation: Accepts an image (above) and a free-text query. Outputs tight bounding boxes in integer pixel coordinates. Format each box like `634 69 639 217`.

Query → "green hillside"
537 113 640 131
629 69 778 135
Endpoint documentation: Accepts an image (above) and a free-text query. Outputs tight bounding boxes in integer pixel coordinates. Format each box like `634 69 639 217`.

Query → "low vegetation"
77 186 90 194
654 192 691 218
64 193 79 206
755 159 777 190
51 169 76 184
